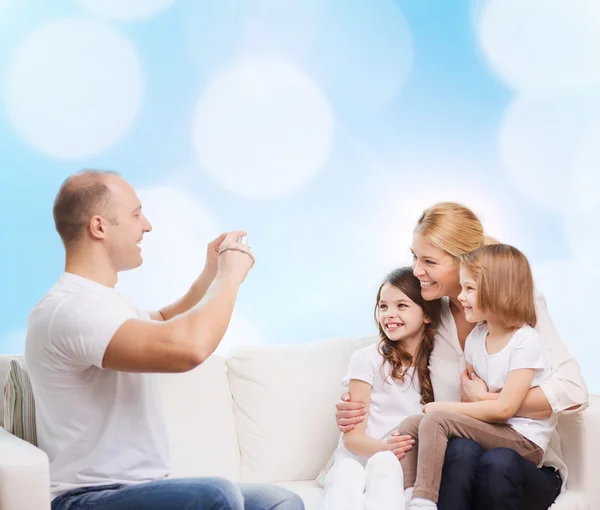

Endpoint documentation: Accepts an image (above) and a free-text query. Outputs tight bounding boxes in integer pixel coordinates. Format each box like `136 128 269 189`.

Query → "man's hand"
386 432 415 460
460 369 489 403
203 233 228 278
335 392 367 433
216 231 255 284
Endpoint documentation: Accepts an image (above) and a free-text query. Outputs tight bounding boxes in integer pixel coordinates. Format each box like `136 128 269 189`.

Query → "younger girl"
398 244 557 510
321 267 441 510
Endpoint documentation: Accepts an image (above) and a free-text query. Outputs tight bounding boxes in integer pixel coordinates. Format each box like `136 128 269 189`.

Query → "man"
25 170 304 510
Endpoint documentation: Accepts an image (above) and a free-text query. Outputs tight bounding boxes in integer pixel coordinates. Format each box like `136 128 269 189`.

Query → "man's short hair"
53 170 120 247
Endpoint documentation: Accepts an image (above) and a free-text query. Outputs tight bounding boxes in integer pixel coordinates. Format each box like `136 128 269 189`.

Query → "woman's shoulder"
533 288 549 309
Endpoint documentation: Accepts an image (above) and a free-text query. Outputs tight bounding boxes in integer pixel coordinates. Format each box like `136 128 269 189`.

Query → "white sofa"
1 335 599 510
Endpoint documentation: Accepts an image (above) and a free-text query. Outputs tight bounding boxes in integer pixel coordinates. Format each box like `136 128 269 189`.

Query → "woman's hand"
460 369 489 402
335 392 367 432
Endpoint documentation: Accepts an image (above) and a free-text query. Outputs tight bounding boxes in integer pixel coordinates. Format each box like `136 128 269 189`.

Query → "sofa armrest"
557 394 600 506
0 427 51 510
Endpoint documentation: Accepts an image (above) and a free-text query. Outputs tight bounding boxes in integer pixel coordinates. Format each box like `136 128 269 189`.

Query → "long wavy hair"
374 267 442 405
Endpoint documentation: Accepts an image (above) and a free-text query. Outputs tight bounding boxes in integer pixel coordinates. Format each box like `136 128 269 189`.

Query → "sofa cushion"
226 335 377 483
157 355 241 481
3 359 38 446
275 480 324 510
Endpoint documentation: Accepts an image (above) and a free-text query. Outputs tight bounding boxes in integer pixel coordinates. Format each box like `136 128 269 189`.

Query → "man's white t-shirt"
333 343 423 466
464 323 558 452
24 272 170 499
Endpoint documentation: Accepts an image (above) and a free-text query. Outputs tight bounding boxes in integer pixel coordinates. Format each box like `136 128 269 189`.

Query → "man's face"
103 176 152 272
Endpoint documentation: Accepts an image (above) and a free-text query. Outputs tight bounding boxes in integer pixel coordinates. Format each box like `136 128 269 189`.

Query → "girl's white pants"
322 451 406 510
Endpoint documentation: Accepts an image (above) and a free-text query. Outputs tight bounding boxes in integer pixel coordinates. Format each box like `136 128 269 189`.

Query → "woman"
335 202 587 510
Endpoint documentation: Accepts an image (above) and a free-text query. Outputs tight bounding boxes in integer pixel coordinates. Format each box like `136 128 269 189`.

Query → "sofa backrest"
0 354 241 481
158 355 241 481
226 335 378 483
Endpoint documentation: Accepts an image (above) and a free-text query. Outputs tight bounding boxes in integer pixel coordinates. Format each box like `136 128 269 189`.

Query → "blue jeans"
51 477 305 510
438 438 562 510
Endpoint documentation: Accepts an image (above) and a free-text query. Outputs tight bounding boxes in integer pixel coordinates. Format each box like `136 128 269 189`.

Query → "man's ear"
89 215 107 240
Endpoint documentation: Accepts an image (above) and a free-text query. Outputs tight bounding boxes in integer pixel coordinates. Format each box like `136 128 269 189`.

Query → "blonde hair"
460 244 536 329
414 202 497 258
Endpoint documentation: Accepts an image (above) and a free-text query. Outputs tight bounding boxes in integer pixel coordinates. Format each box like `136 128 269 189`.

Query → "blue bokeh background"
1 0 599 391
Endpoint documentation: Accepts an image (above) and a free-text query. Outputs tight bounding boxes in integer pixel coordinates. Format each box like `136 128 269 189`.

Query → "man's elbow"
167 321 213 371
187 347 211 369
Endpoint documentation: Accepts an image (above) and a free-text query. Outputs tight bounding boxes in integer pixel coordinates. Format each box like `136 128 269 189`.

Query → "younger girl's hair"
374 267 442 404
460 244 536 329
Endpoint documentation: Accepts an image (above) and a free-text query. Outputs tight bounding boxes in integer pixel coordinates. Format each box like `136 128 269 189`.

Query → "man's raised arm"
103 231 254 373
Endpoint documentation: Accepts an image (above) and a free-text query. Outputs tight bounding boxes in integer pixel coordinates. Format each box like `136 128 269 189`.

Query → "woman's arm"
335 393 367 432
342 380 390 457
427 369 535 422
534 294 588 414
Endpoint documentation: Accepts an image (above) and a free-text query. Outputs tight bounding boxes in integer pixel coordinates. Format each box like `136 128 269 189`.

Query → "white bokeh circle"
562 203 600 264
239 0 319 59
533 256 599 385
360 179 517 283
572 120 600 213
117 186 220 310
183 0 319 76
76 0 175 20
313 0 413 113
477 0 600 92
193 57 334 199
5 18 143 160
499 95 600 212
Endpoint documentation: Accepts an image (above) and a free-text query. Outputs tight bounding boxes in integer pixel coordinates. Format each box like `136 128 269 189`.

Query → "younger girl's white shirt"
333 343 423 465
464 323 558 452
429 294 588 489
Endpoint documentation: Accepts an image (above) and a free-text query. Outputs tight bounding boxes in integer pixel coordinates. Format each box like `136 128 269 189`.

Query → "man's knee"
194 478 244 509
263 487 304 510
239 483 304 510
274 489 304 510
397 413 423 437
